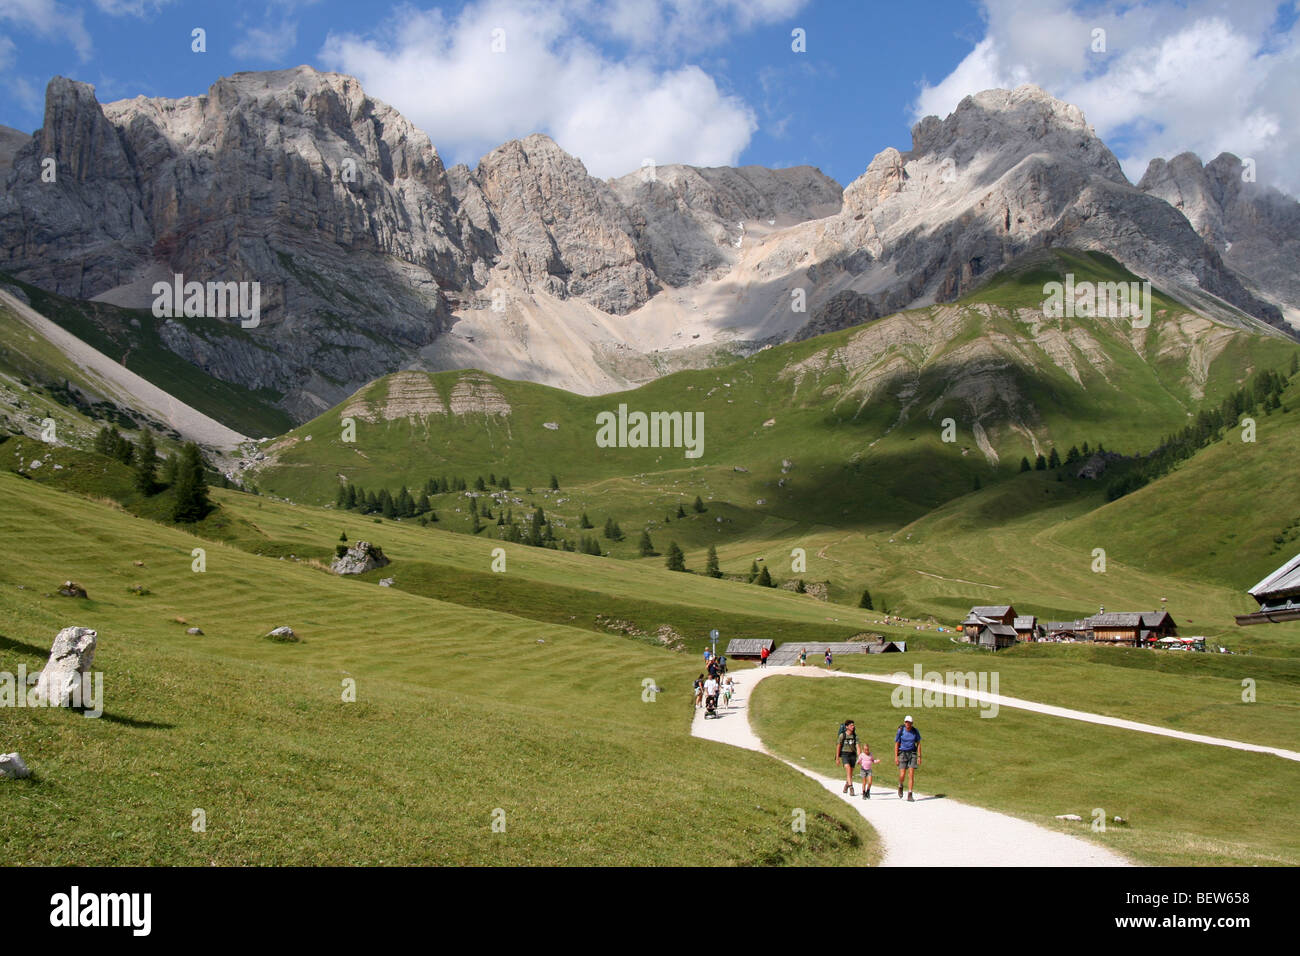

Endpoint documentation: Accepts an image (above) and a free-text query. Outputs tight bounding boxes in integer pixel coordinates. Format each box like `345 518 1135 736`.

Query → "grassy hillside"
0 472 879 865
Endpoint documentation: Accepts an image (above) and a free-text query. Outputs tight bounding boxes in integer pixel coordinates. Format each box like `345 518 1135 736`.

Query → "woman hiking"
836 719 859 795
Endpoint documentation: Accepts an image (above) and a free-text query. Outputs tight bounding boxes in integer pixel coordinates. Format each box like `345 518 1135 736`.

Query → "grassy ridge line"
0 472 879 865
751 674 1300 866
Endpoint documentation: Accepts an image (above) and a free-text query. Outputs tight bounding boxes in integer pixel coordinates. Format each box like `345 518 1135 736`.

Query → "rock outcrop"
330 540 390 575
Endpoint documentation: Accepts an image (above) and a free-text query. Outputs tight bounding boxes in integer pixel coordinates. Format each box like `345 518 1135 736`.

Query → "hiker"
693 674 705 708
858 743 878 799
836 719 859 795
799 647 808 667
722 676 733 708
760 645 769 667
718 654 727 675
894 715 922 802
707 658 720 680
704 674 720 713
824 648 833 668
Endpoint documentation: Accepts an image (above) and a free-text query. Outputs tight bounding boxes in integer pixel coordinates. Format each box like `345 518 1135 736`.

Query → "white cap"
904 715 914 722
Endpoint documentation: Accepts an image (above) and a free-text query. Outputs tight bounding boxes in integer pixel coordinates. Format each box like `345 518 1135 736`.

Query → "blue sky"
2 1 1297 193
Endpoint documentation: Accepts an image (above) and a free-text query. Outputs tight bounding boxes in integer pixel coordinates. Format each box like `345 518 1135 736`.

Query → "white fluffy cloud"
319 0 800 178
0 0 92 59
914 0 1300 196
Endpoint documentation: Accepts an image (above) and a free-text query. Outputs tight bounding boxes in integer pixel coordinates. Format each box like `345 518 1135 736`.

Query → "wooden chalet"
1236 552 1300 625
1013 615 1043 642
1088 611 1176 647
961 605 1016 642
1046 620 1093 641
725 638 775 661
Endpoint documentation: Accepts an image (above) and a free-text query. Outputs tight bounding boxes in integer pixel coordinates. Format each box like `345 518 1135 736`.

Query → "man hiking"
760 645 769 668
894 714 922 801
836 719 859 795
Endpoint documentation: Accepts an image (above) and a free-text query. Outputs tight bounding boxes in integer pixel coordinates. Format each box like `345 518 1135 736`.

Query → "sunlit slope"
0 472 877 865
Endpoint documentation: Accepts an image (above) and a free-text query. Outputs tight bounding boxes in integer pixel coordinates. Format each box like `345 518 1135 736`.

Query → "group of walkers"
834 715 923 801
694 649 736 714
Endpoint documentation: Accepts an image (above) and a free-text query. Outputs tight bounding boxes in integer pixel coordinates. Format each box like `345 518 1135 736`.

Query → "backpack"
897 723 919 740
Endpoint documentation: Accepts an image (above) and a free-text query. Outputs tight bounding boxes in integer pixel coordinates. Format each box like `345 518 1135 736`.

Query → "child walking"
857 744 879 799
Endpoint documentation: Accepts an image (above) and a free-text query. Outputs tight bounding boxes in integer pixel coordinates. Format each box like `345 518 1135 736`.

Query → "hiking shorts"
898 750 918 769
841 752 857 767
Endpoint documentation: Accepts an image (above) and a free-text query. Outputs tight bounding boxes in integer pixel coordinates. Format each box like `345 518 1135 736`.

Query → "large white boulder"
34 626 97 708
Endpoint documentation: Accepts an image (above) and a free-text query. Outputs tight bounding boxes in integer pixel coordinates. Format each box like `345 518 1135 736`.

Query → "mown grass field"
751 674 1300 866
0 473 879 865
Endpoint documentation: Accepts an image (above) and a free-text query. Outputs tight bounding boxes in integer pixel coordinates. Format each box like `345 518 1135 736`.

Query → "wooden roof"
970 605 1014 618
725 638 774 655
1013 615 1038 630
1249 552 1300 601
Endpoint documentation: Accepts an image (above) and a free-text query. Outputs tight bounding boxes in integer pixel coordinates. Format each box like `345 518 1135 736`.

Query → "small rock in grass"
0 753 31 779
378 577 394 587
1055 814 1083 821
57 580 87 599
186 627 204 636
266 626 298 642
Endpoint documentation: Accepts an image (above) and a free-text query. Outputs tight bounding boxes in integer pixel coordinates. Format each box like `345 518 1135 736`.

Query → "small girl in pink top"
857 745 880 799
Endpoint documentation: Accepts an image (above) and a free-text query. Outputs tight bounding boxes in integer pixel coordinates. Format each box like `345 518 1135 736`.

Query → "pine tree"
757 565 774 587
162 452 179 487
381 490 396 519
134 429 158 494
170 442 211 523
501 476 511 491
340 532 348 543
469 497 479 516
474 476 485 491
1065 445 1080 465
676 503 686 518
604 517 616 540
705 545 721 578
859 589 873 610
693 495 706 513
416 494 430 514
1035 454 1046 470
580 511 593 529
1048 447 1061 469
1019 457 1031 473
638 530 656 557
366 491 379 513
335 484 348 508
1081 441 1091 457
1290 353 1299 377
610 521 623 541
489 473 497 486
549 474 559 490
748 559 759 583
665 542 687 572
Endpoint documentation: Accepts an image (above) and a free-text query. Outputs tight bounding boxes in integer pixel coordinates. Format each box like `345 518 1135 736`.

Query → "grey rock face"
798 86 1286 340
2 72 1295 423
1140 152 1300 329
34 626 97 708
